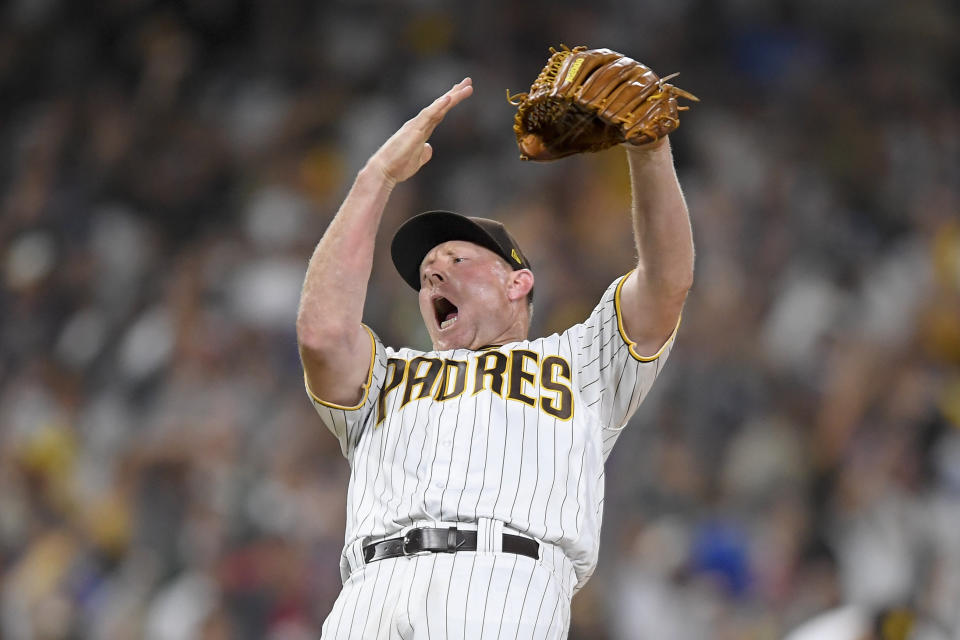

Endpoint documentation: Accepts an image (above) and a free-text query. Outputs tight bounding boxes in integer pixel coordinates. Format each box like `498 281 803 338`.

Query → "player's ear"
507 269 534 302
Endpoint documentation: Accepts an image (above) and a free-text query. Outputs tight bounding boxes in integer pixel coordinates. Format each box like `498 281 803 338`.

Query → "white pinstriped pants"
320 551 571 640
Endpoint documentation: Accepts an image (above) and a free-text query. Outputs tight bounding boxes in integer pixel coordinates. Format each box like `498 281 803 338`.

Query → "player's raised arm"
617 137 694 355
296 78 473 407
506 47 695 356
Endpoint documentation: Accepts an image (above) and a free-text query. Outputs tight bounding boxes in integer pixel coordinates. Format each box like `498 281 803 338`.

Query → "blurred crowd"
1 0 958 638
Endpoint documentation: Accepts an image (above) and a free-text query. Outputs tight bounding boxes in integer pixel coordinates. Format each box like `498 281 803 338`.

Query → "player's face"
418 240 524 351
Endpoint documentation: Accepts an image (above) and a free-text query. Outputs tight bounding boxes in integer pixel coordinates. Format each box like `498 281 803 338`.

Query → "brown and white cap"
390 210 532 291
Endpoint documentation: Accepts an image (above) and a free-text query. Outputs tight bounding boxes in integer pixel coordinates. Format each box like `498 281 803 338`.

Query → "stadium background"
0 0 957 638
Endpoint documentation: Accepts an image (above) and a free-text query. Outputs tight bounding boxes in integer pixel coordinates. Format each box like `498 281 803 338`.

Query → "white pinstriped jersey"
307 274 677 593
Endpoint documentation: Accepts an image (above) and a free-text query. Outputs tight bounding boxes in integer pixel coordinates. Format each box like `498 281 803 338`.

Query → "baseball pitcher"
297 47 697 639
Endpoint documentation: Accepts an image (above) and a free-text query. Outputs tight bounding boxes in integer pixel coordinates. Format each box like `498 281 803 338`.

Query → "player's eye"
453 257 464 264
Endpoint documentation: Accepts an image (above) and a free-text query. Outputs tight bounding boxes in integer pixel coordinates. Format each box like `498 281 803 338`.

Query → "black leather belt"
363 527 539 563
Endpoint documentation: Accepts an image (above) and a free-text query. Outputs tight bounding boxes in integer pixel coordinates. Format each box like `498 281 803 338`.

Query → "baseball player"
297 61 694 639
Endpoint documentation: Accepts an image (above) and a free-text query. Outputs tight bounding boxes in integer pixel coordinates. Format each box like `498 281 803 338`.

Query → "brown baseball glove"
507 45 698 161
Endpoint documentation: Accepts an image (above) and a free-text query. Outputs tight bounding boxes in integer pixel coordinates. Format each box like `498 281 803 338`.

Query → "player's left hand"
367 78 474 187
507 46 697 161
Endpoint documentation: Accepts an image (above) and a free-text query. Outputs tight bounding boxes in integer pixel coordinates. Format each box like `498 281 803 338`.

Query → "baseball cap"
390 210 533 291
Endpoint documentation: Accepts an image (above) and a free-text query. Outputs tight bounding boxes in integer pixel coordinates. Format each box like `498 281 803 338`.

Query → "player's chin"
432 334 462 352
431 323 469 351
429 328 450 351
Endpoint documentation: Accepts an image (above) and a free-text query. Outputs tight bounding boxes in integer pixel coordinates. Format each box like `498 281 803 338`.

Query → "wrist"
358 162 398 192
625 136 669 154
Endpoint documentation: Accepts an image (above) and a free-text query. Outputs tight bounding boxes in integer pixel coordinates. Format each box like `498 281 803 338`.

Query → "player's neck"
432 323 529 352
471 320 529 351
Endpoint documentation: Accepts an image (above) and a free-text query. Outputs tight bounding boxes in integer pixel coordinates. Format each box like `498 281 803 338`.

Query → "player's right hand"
367 78 473 187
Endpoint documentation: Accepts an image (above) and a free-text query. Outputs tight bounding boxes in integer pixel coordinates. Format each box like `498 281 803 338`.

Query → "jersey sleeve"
303 324 387 459
572 273 679 451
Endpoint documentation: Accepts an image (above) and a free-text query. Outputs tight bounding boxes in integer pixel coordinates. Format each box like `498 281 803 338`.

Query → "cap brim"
390 211 511 290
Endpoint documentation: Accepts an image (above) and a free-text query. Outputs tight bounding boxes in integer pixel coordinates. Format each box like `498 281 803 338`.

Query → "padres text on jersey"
376 349 574 425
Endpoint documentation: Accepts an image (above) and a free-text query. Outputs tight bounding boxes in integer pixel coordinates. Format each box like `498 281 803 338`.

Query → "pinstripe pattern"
310 275 677 636
321 554 571 639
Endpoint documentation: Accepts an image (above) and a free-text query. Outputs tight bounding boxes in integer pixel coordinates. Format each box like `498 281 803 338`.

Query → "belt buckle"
402 530 415 555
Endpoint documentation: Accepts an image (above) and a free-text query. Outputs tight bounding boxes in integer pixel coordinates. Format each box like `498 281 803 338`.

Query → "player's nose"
420 254 442 285
419 262 444 287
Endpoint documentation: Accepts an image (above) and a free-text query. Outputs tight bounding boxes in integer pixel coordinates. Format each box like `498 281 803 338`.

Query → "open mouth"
432 296 459 330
